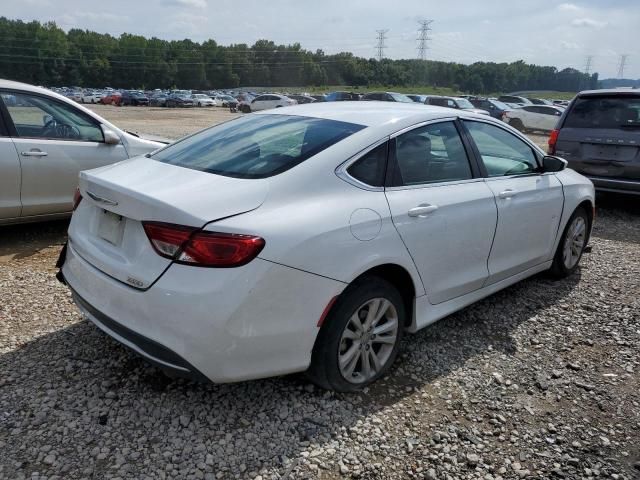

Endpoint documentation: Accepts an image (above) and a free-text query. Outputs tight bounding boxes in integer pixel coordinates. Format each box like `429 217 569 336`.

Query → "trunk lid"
68 157 269 289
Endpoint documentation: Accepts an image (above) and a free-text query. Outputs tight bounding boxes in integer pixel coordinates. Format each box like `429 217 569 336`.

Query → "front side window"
464 121 538 176
153 114 365 179
392 121 473 186
1 91 104 142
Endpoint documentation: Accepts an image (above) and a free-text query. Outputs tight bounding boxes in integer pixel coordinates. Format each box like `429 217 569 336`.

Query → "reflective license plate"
97 210 124 245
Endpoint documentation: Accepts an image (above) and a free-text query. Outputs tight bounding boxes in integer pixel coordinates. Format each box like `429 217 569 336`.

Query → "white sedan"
0 79 165 225
191 94 216 107
58 102 594 391
248 94 297 111
503 105 564 133
81 91 104 104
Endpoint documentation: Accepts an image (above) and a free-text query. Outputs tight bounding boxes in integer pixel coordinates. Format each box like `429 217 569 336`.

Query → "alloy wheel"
563 216 586 269
338 297 399 384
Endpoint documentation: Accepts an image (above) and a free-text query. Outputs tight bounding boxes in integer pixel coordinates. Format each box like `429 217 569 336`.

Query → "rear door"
0 90 129 217
462 120 563 284
555 94 640 184
0 110 21 220
384 120 497 304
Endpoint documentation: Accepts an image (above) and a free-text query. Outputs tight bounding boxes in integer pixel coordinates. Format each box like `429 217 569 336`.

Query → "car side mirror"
101 125 121 145
43 114 54 125
542 155 567 172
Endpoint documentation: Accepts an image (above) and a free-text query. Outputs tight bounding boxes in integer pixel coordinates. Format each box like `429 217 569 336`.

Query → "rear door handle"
408 204 438 217
498 189 517 199
21 149 48 157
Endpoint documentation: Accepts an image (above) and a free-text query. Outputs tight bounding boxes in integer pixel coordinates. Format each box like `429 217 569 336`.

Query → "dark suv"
121 91 149 106
549 89 640 195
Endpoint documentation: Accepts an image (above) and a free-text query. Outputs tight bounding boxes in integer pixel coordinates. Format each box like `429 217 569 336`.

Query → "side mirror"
43 114 54 125
101 124 121 145
542 155 567 172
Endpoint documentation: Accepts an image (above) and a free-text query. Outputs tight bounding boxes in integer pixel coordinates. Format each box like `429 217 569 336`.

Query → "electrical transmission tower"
375 29 388 61
416 20 433 60
617 54 628 78
584 55 593 75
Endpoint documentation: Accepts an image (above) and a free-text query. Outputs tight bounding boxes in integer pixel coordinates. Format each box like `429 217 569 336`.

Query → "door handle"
21 149 48 157
498 189 517 199
408 204 438 217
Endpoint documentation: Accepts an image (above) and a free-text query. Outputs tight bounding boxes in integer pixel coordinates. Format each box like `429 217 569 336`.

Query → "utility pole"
617 54 628 79
416 20 433 60
375 29 388 61
583 55 593 75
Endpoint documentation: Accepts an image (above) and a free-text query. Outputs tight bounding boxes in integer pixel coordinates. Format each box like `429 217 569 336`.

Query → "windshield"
564 95 640 129
389 92 414 103
455 98 474 109
153 114 365 179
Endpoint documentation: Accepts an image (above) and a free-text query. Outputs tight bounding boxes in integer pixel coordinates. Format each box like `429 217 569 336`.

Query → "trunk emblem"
86 191 118 206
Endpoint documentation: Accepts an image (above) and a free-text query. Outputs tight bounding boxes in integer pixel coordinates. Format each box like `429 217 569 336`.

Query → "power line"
416 20 433 60
375 29 388 61
583 55 593 75
617 54 629 78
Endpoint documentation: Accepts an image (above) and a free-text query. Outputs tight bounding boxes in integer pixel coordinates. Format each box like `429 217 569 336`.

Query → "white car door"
0 132 22 220
463 120 563 284
1 90 129 217
384 120 498 304
539 106 562 131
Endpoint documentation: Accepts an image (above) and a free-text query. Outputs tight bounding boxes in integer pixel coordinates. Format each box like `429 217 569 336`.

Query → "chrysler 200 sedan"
58 102 594 392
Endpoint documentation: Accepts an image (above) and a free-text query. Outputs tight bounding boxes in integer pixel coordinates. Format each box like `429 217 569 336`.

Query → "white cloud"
164 0 207 8
557 3 580 12
560 41 580 50
571 18 607 28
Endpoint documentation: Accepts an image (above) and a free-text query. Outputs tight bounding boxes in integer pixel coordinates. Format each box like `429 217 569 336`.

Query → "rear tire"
510 119 525 132
308 276 405 392
549 207 589 278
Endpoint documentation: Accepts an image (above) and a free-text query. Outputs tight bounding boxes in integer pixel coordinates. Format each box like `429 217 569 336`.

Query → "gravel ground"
1 194 638 480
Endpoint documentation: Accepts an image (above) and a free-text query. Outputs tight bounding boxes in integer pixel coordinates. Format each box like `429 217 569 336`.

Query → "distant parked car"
191 94 216 107
503 105 563 133
287 94 316 104
310 94 327 102
527 98 553 106
497 95 532 107
425 95 490 115
121 91 149 106
407 94 428 103
325 91 360 101
214 95 238 108
0 79 164 225
549 89 640 195
553 99 570 107
248 94 296 112
66 90 84 102
361 92 414 103
100 92 122 106
149 94 168 107
166 94 194 108
469 98 511 120
81 90 104 104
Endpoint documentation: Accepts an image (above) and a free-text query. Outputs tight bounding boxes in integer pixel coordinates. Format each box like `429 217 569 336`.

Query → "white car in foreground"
0 79 165 225
248 94 297 111
504 105 564 133
58 102 594 391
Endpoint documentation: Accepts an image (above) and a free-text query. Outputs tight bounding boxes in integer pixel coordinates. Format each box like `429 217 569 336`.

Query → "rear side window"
153 114 365 179
564 95 640 129
347 142 388 187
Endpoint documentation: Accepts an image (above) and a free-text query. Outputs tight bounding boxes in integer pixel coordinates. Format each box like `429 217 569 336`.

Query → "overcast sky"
7 0 640 78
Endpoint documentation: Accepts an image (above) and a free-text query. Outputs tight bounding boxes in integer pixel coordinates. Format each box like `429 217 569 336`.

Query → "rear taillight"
548 129 559 155
142 222 265 267
72 187 82 211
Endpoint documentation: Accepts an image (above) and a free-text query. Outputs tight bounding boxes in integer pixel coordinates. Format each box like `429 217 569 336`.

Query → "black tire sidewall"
310 277 406 392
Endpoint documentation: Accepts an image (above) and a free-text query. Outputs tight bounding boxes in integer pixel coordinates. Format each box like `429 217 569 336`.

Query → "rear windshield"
564 95 640 129
153 114 365 179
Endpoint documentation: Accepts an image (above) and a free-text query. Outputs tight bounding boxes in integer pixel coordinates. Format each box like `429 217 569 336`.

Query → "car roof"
577 88 640 97
253 101 489 128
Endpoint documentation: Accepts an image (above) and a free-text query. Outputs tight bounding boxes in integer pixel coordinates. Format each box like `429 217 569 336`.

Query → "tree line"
0 17 599 93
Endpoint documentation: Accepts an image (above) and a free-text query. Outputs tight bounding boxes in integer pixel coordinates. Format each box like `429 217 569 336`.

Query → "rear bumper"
580 175 640 195
61 241 345 383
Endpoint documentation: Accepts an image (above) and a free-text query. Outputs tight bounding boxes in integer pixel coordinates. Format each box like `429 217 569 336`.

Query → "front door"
1 90 128 217
384 120 498 304
463 120 564 284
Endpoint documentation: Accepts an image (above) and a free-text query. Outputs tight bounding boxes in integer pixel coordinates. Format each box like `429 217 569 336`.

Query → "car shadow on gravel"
0 219 68 261
0 266 583 477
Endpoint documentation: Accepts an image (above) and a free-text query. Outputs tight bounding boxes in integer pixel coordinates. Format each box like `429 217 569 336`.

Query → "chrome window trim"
385 177 486 192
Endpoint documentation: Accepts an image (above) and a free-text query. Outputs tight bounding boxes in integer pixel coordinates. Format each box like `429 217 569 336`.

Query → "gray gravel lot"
1 189 639 479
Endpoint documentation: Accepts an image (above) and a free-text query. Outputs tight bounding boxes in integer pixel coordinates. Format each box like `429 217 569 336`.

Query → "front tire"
549 207 589 278
308 277 405 392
